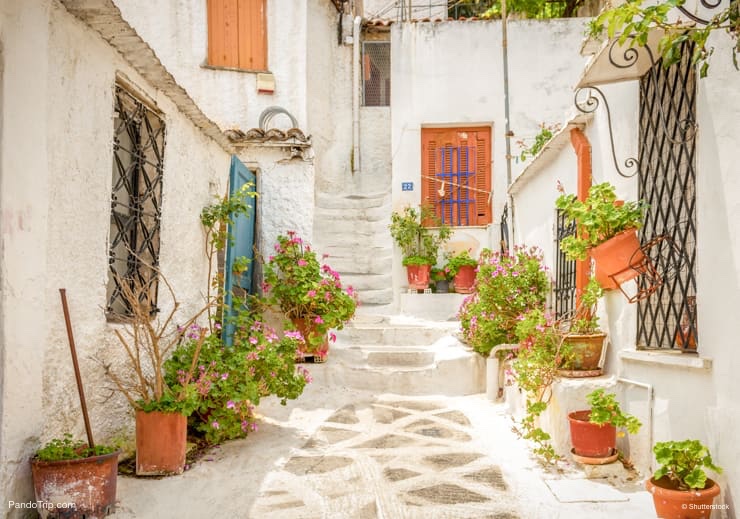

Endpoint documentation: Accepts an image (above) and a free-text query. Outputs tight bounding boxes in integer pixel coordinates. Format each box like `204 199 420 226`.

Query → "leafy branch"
589 0 740 77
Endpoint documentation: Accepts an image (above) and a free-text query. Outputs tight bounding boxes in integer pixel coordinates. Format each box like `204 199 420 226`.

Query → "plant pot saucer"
571 447 619 465
557 368 603 378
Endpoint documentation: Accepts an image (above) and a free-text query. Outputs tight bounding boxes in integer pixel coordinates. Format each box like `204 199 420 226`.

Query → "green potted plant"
556 182 648 289
430 266 452 293
262 231 357 362
102 275 211 476
559 276 607 376
646 440 723 518
445 249 478 294
31 434 119 518
389 206 451 290
568 389 642 462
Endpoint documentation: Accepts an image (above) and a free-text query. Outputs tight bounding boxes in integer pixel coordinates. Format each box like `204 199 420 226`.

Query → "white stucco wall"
115 0 308 132
390 18 588 303
0 0 51 508
1 0 231 510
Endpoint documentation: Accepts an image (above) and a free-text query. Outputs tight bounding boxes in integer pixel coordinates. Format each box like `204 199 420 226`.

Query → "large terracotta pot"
31 450 119 518
591 229 644 290
646 477 721 519
560 333 606 372
136 410 187 476
406 264 432 290
568 410 616 458
291 316 329 362
453 265 476 294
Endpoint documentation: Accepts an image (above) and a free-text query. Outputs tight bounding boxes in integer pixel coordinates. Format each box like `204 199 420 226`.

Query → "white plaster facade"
389 19 588 306
510 23 740 514
0 0 235 511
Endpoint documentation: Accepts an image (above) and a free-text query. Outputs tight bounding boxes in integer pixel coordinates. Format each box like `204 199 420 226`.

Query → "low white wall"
0 1 231 510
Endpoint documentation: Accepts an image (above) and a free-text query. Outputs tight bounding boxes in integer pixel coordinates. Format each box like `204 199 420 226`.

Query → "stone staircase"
313 191 393 307
325 314 485 395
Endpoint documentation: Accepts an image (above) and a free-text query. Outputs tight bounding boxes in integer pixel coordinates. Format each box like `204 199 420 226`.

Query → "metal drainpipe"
501 0 515 247
487 344 520 401
352 16 361 175
617 377 654 472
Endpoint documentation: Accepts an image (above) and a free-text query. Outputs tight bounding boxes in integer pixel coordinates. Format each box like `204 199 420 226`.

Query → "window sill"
201 64 270 74
619 349 712 370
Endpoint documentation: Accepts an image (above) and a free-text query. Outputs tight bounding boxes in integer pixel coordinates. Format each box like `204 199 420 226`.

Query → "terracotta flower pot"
136 410 187 476
453 265 476 294
406 264 432 290
568 410 616 458
591 229 644 290
646 476 721 519
291 316 330 362
31 450 119 518
560 333 606 372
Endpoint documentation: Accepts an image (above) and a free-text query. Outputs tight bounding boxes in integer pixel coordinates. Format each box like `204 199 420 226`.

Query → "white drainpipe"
487 344 520 401
352 15 361 175
617 377 654 472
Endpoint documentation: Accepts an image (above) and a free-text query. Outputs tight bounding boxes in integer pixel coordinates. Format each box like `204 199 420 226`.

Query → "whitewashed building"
510 5 740 511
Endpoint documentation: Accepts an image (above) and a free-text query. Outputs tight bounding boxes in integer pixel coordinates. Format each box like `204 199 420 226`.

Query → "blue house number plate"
402 182 414 191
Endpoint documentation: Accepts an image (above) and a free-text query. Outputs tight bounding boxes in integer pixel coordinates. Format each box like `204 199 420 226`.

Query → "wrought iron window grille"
500 204 509 254
554 209 577 319
106 85 166 318
362 41 390 107
571 38 699 349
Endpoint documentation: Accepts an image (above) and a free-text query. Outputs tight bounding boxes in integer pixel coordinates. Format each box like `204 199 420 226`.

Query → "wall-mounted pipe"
352 15 361 175
487 344 520 401
617 377 654 472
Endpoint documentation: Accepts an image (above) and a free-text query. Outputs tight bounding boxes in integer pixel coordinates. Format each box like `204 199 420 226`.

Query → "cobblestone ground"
249 399 519 519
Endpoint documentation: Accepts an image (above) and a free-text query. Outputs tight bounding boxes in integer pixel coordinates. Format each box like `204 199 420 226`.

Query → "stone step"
355 288 393 306
324 337 485 396
333 344 437 368
324 256 392 276
315 192 390 210
339 273 392 291
336 319 459 346
314 204 390 223
314 221 391 241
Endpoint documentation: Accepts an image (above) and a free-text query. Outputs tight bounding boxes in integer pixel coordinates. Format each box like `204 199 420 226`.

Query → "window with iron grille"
362 41 390 106
637 43 698 351
554 209 577 319
421 127 492 227
106 85 166 318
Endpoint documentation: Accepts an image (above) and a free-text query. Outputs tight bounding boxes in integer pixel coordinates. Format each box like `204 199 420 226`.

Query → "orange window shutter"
208 0 240 67
473 130 492 225
238 0 267 70
421 131 439 221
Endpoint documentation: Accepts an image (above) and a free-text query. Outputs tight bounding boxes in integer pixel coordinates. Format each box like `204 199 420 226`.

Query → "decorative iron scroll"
677 0 727 25
574 86 640 178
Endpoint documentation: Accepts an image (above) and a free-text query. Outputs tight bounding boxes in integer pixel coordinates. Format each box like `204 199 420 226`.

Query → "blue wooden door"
223 155 256 345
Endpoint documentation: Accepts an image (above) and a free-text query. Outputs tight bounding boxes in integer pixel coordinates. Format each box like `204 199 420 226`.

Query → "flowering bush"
165 318 310 444
262 232 357 353
458 246 550 356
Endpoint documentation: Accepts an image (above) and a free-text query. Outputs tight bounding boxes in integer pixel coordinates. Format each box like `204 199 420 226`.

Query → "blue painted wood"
223 155 256 345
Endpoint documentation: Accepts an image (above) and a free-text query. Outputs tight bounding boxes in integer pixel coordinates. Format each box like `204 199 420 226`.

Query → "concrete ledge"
619 350 712 370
